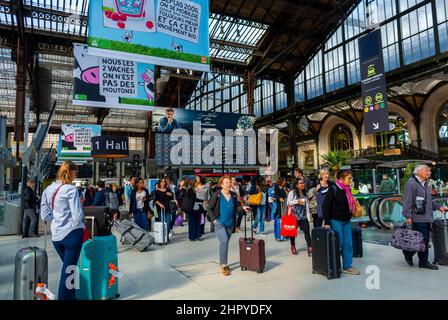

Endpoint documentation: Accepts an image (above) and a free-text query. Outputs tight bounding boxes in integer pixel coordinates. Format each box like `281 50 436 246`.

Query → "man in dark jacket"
23 179 39 238
93 180 106 206
402 165 448 270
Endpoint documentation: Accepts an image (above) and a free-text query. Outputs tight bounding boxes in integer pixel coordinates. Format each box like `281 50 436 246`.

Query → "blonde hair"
318 169 329 181
218 175 231 187
57 161 78 184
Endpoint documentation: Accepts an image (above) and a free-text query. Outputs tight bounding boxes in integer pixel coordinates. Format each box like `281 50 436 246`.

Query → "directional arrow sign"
359 29 389 135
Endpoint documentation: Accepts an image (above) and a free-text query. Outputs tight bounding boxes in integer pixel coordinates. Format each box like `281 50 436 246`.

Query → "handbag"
391 224 426 252
247 186 262 206
280 206 298 237
352 199 364 218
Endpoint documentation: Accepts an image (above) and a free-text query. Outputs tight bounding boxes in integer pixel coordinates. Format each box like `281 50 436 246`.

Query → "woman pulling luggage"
208 176 251 276
286 178 312 256
322 169 360 275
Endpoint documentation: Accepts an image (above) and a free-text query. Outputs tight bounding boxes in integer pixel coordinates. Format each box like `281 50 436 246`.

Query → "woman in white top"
40 161 84 300
286 178 312 256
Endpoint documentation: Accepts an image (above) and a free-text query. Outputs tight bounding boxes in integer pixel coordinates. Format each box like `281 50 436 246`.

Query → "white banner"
99 57 138 97
156 0 201 43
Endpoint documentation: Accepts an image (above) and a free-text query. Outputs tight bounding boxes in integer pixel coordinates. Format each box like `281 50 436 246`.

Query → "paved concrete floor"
1 220 447 300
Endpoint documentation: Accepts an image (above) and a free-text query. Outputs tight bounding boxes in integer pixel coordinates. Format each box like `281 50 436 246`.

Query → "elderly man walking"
402 164 448 270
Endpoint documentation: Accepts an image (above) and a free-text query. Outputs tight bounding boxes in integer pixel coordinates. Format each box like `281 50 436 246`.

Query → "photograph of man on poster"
158 107 181 133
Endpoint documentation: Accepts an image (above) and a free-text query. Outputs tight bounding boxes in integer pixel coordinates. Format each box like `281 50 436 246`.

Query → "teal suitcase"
75 234 119 300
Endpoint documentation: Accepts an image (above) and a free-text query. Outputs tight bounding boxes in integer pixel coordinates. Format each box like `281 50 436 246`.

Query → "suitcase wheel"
257 269 263 274
241 267 246 271
312 270 315 274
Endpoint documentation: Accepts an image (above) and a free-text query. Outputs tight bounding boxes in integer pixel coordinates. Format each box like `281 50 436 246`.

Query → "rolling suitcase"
114 219 154 252
311 228 341 279
76 217 119 300
352 226 363 258
83 206 112 236
239 208 266 273
14 222 49 300
153 207 168 245
433 212 448 265
274 202 286 241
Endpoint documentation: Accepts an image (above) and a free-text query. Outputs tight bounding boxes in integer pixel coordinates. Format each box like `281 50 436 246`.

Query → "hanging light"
220 25 225 35
176 68 180 74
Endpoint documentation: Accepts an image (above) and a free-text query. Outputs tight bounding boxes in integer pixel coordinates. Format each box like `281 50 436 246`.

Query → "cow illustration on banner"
73 43 156 110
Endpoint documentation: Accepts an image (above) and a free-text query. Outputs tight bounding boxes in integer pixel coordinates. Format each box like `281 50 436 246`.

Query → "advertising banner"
57 124 102 162
87 0 210 72
73 43 156 110
152 108 256 134
359 29 390 134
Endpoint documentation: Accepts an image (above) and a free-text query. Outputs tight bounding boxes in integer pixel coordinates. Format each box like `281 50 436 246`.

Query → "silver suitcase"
14 223 48 300
153 207 168 245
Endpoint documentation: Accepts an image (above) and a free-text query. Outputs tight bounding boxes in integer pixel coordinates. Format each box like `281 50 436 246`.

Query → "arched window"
375 114 409 149
438 104 448 155
330 125 354 151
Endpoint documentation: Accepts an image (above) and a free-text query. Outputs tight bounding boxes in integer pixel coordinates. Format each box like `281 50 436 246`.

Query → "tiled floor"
1 220 447 300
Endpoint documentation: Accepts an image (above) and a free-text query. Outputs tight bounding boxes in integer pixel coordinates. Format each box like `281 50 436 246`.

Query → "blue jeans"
330 219 353 270
252 205 265 233
215 220 233 265
134 209 149 230
53 228 84 300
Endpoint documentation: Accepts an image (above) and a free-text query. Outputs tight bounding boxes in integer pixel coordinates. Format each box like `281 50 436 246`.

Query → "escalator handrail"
367 195 387 227
377 196 403 230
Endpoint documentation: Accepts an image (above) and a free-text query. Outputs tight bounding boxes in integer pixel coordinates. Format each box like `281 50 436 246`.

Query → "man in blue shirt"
158 108 181 133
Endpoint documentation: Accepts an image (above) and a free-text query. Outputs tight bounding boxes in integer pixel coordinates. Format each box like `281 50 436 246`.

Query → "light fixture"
220 26 225 35
176 68 180 74
189 70 193 76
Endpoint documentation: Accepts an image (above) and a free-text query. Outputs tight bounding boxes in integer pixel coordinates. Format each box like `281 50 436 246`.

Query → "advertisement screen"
57 124 102 162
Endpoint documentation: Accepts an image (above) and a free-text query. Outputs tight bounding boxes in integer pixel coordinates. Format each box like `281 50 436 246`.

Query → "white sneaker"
169 231 173 239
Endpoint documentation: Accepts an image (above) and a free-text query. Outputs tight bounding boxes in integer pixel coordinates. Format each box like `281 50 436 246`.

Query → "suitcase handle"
244 207 253 242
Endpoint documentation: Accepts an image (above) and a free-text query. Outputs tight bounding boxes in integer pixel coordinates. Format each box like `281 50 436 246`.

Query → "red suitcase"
239 209 266 273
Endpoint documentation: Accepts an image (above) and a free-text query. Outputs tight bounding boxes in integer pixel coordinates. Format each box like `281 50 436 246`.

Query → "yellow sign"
365 96 372 105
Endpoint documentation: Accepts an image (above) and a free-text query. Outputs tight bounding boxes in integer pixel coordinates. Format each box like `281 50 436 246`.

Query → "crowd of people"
36 160 448 299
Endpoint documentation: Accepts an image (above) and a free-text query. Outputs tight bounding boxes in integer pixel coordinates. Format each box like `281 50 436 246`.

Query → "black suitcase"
311 228 341 279
83 206 112 237
352 226 363 258
433 213 448 265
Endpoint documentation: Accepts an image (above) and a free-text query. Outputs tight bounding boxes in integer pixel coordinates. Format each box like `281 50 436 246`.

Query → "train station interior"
0 0 448 301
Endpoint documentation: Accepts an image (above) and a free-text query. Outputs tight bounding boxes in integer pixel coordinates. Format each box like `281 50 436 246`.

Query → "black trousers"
289 219 312 247
403 222 431 264
187 211 202 240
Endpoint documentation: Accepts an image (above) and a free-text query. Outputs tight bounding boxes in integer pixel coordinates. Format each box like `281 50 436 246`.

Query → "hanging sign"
87 0 210 72
73 43 156 110
359 29 389 134
91 136 129 158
